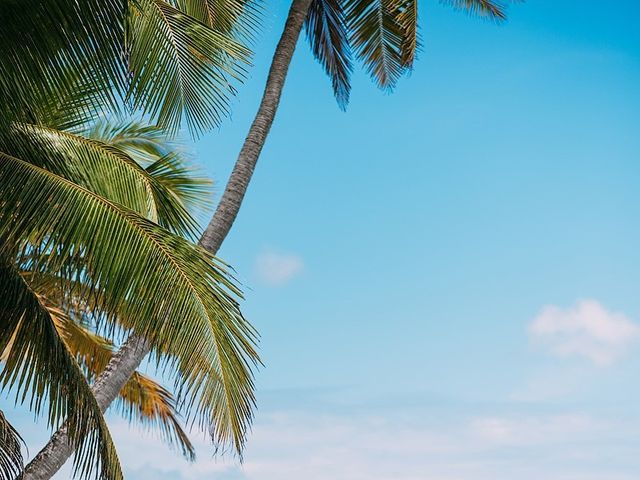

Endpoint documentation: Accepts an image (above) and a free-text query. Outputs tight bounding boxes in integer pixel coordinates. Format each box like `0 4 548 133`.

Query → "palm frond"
394 0 419 68
118 372 196 460
83 119 213 224
0 259 123 480
126 0 252 136
441 0 510 21
346 0 406 90
0 411 24 480
1 122 208 237
83 119 184 166
37 301 196 460
175 0 263 43
305 0 353 109
0 151 259 455
0 0 127 128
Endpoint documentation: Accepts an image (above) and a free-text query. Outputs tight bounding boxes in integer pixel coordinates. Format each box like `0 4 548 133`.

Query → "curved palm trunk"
22 0 313 478
199 0 313 251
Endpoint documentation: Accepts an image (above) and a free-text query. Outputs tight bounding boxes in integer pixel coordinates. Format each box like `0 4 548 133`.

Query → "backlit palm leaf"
305 0 353 109
175 0 263 42
0 151 259 456
346 0 405 90
118 373 196 460
1 122 209 238
126 0 252 136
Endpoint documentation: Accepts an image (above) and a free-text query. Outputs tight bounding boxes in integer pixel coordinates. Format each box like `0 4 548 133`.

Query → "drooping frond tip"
0 411 24 480
441 0 511 22
305 0 354 109
0 259 123 480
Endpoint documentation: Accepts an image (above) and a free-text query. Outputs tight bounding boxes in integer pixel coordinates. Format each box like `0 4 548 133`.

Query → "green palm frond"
0 151 259 456
305 0 353 109
0 259 123 480
0 410 23 480
1 122 209 238
126 0 252 136
144 154 213 235
441 0 510 21
346 0 406 90
83 119 213 223
0 0 127 128
83 120 183 165
175 0 263 42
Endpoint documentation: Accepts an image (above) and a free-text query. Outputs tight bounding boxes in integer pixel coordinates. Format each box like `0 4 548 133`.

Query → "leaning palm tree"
21 1 520 478
1 1 261 479
85 0 518 435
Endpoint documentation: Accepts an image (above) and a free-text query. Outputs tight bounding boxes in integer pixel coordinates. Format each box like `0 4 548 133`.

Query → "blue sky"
5 1 640 478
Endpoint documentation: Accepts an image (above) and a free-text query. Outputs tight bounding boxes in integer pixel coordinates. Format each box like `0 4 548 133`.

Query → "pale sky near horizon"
4 1 640 479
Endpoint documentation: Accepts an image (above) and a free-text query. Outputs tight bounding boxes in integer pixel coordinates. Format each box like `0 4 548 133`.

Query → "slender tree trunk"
199 0 313 251
21 0 312 478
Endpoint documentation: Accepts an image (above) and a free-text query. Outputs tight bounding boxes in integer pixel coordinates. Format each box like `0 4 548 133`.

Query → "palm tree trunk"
199 0 313 251
21 0 313 478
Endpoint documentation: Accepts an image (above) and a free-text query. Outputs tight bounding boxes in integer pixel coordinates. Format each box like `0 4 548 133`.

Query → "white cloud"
55 408 639 480
254 250 303 286
529 299 640 366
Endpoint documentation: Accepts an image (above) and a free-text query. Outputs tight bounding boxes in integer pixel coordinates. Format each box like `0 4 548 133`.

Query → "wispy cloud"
529 299 640 366
91 406 639 480
254 250 303 287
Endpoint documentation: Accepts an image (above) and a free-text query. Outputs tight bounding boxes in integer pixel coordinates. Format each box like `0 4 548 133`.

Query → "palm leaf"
0 151 259 455
126 0 252 136
394 0 419 67
305 0 353 109
1 122 208 238
0 411 23 480
346 0 406 90
175 0 263 42
0 0 127 128
118 372 196 460
0 259 123 480
441 0 510 21
35 299 196 460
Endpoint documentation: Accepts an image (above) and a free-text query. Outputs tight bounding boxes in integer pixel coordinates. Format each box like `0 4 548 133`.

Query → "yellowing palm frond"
0 259 123 480
40 302 196 460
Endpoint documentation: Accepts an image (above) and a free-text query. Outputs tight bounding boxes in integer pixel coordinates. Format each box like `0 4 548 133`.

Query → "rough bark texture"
21 0 312 478
199 0 313 252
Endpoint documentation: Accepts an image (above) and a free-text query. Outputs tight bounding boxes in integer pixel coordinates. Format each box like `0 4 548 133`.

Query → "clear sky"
5 1 640 479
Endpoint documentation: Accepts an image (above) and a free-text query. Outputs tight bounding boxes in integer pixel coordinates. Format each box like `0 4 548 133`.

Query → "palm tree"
18 1 519 478
0 1 261 479
84 0 517 449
